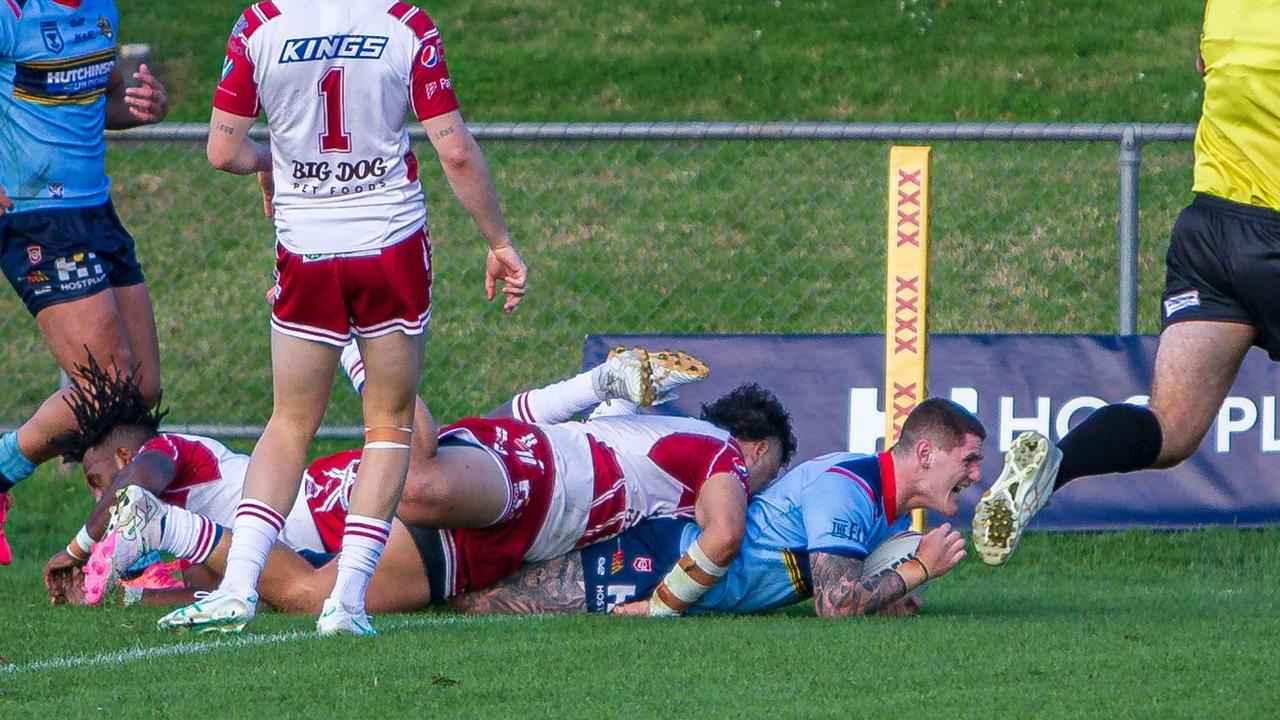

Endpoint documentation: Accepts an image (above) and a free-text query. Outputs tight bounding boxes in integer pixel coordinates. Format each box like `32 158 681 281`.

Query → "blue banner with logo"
584 334 1280 530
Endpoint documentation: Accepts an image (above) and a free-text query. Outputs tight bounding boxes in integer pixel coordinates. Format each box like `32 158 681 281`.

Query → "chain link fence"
0 122 1195 436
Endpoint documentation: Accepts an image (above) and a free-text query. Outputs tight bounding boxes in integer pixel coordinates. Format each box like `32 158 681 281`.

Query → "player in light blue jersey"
456 398 983 618
0 0 168 566
80 355 973 620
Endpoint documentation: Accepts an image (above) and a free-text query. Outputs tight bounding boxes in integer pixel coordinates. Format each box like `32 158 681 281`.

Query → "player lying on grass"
43 344 673 601
42 355 328 604
85 347 795 628
104 387 974 619
449 397 980 619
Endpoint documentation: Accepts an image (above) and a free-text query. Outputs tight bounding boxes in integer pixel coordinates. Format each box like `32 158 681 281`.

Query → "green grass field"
4 1 1271 717
3 525 1279 718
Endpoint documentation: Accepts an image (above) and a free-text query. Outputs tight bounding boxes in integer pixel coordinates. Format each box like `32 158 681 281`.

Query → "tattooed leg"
449 552 587 615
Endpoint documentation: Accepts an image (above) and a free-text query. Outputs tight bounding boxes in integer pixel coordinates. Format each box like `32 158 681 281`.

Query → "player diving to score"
398 396 978 618
102 365 975 620
86 347 795 626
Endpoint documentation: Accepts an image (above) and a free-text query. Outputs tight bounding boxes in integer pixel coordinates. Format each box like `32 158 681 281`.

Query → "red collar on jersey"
876 450 898 525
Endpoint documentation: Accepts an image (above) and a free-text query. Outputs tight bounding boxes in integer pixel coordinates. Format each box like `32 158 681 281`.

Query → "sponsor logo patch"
610 548 624 575
278 35 388 63
54 252 106 292
631 556 653 573
420 42 439 68
1163 289 1201 318
829 517 855 541
97 15 113 40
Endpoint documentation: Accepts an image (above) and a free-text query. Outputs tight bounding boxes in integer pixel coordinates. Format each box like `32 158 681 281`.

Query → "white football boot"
971 430 1063 566
157 590 258 635
646 349 710 404
594 346 655 406
316 598 377 637
105 485 165 578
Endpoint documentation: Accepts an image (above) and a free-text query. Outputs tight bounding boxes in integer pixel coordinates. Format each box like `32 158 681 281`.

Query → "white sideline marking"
1 614 540 675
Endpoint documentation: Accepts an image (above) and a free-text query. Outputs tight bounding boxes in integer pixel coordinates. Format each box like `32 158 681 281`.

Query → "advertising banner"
584 334 1280 530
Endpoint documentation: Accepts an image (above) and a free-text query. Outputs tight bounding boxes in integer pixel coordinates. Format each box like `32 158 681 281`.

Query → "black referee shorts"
1161 193 1280 360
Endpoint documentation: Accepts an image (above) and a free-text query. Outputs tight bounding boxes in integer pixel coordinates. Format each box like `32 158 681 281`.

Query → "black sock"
1055 404 1163 489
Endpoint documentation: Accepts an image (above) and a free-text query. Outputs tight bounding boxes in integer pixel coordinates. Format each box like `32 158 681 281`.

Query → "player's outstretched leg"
971 431 1062 566
106 485 224 578
509 346 655 424
102 486 243 633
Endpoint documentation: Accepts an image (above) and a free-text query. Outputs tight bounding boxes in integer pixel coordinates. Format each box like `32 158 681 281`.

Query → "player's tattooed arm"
808 551 909 618
207 108 270 174
449 553 587 615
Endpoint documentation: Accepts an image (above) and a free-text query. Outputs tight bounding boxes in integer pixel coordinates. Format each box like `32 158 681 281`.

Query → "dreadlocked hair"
51 354 168 463
700 383 798 465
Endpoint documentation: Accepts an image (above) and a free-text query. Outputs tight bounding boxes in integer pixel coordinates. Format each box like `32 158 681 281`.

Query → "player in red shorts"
104 349 795 621
167 0 527 636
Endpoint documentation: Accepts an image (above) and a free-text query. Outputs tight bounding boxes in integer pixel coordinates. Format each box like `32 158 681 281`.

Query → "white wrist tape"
686 539 730 578
68 525 96 559
659 539 728 605
660 562 706 605
648 594 680 617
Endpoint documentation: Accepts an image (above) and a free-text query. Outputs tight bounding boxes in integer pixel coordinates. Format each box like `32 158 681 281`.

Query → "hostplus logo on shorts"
54 252 105 292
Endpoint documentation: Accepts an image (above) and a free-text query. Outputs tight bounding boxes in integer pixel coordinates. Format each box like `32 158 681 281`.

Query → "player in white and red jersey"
135 350 796 622
39 357 324 603
185 0 528 636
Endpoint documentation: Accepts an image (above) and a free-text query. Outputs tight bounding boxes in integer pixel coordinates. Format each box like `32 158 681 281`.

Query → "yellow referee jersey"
1194 0 1280 211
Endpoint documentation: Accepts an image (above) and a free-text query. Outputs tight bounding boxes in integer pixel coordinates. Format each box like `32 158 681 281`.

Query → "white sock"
588 398 638 419
220 498 285 597
340 341 366 395
329 514 391 614
511 369 600 424
159 504 224 564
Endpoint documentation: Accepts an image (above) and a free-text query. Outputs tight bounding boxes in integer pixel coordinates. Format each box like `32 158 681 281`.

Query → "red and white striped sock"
158 504 224 564
220 498 285 597
511 370 599 424
330 515 392 613
340 341 366 395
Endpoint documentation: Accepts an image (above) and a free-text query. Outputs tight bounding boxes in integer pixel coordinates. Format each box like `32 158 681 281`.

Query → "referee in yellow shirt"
970 0 1280 565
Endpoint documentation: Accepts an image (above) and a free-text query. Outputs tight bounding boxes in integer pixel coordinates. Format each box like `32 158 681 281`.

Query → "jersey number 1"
318 67 351 153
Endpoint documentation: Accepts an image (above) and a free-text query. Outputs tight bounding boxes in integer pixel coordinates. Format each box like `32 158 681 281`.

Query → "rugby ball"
863 531 930 595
